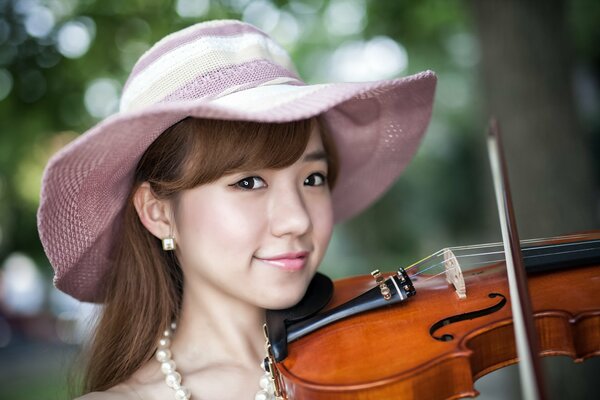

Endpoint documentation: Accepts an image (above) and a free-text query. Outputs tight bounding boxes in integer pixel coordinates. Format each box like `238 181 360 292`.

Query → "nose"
269 186 312 238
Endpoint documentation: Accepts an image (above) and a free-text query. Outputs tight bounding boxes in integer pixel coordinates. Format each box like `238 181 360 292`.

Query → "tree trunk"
471 0 597 239
470 2 599 399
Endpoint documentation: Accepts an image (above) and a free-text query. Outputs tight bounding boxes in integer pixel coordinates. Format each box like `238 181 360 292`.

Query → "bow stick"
487 118 548 400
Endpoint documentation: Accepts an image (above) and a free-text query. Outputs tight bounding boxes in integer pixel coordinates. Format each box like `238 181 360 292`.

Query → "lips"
255 251 309 271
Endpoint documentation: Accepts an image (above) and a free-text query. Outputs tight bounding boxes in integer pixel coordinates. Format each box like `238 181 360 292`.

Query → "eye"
304 172 327 187
232 176 267 190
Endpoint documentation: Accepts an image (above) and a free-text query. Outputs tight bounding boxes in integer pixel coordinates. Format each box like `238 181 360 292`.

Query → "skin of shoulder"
74 389 137 400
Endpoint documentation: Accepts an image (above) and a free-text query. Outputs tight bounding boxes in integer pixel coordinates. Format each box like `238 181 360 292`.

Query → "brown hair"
80 117 338 393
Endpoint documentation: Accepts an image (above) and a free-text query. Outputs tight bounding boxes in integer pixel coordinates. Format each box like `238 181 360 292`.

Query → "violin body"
273 247 600 399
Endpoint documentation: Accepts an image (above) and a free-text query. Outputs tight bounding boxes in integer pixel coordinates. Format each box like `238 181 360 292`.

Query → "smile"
255 252 309 271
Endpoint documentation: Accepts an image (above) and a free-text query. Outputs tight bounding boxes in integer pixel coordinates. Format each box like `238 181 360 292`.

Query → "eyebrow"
303 150 328 162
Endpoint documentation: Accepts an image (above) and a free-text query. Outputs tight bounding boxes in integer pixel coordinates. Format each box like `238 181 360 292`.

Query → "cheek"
311 197 334 249
178 196 265 258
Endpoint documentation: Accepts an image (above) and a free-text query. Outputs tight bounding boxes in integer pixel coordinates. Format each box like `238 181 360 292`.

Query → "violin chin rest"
265 272 334 362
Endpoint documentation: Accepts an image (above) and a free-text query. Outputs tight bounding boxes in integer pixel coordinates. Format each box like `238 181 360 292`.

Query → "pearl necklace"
154 323 281 400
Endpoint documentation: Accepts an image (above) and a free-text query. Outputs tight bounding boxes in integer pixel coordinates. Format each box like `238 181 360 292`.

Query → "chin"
260 283 309 310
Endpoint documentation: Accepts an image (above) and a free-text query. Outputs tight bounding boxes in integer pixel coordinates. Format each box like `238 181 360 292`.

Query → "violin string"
408 245 600 279
418 236 600 260
406 258 446 275
502 238 600 253
431 239 600 264
440 233 595 253
405 238 600 273
406 243 600 279
431 242 600 266
456 242 600 266
413 265 460 282
512 245 600 260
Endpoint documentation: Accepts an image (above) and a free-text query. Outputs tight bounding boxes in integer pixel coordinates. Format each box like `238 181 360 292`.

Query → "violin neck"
283 268 416 358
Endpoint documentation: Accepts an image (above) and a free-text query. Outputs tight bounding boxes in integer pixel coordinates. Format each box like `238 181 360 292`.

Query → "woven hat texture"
38 20 436 302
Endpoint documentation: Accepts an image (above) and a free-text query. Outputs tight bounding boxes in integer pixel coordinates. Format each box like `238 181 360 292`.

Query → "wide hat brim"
38 70 436 302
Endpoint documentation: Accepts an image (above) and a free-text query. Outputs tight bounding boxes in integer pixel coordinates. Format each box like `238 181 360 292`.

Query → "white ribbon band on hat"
211 82 334 112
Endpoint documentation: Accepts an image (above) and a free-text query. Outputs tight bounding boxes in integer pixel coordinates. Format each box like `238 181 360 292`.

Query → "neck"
169 279 266 370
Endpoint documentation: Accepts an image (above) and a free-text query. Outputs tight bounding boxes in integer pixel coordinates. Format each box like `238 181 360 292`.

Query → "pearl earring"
162 236 176 251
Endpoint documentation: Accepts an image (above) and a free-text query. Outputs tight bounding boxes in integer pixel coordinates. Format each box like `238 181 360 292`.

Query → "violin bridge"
443 248 466 299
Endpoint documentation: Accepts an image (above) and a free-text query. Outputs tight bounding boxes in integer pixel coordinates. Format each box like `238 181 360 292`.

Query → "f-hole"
430 293 507 342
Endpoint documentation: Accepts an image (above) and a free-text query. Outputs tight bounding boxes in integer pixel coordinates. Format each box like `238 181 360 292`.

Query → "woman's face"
173 128 334 309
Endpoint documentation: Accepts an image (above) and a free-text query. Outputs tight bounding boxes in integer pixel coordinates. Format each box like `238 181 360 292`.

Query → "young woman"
37 20 436 399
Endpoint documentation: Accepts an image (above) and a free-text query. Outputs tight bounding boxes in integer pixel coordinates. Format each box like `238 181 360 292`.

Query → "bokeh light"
327 36 408 82
1 253 45 316
50 288 101 345
364 36 408 78
14 0 37 16
324 0 366 37
24 5 55 38
84 78 121 118
56 19 95 59
269 11 300 47
227 0 252 13
242 0 280 33
175 0 210 18
444 32 480 68
46 0 78 19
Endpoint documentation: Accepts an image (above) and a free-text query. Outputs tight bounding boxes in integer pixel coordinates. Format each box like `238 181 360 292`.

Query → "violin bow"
487 118 548 400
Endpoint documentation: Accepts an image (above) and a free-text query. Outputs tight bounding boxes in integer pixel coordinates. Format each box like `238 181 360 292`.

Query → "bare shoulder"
73 393 130 400
73 386 138 400
74 394 119 400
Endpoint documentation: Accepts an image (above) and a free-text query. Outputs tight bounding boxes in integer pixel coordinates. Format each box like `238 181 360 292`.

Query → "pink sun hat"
37 20 436 302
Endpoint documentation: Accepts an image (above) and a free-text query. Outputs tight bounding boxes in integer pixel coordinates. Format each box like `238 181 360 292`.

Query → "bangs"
137 117 337 198
181 118 313 188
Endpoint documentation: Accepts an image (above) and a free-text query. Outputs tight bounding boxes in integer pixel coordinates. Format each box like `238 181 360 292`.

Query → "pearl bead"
259 374 271 389
155 349 171 363
175 386 191 400
161 360 176 374
165 371 182 388
255 390 269 400
159 337 171 348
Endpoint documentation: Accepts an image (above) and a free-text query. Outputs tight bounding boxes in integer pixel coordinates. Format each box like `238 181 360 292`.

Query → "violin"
265 233 600 399
263 121 600 399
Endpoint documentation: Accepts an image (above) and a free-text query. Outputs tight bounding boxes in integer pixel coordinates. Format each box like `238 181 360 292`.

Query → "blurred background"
0 0 598 398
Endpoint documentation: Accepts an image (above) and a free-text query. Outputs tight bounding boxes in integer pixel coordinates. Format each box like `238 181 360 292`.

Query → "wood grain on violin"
270 234 600 399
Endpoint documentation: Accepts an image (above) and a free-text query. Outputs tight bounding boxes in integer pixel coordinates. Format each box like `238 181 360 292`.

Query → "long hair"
80 117 338 393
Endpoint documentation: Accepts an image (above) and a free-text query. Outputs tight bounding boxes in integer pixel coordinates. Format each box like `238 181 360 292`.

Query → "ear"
133 182 174 240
